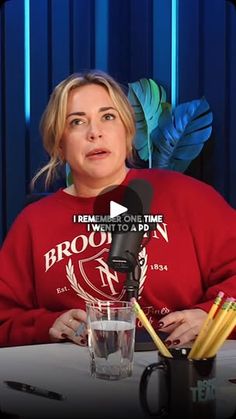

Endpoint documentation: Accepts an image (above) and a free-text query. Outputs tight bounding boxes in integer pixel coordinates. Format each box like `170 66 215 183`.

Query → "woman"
0 70 235 347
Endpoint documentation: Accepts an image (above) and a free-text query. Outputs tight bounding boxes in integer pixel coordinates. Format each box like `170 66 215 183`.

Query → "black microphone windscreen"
107 178 154 273
123 178 153 215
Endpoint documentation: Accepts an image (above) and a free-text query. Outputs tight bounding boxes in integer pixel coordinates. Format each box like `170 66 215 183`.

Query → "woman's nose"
87 121 102 141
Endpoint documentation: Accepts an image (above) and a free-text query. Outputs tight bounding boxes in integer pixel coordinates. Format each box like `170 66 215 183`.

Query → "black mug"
140 348 216 419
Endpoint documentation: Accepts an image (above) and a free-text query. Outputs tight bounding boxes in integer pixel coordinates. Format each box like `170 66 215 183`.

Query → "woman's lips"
86 149 110 159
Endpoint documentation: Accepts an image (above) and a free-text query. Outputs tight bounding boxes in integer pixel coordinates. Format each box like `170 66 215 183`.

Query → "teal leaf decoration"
128 79 166 166
66 163 73 186
151 97 213 172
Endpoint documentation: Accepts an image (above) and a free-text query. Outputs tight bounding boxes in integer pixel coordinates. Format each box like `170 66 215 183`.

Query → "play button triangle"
110 201 128 218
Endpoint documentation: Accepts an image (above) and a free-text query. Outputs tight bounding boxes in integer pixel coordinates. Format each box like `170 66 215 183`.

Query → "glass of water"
86 301 136 380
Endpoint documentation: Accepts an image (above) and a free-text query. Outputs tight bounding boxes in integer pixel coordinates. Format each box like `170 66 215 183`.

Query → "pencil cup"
86 301 136 380
140 348 216 419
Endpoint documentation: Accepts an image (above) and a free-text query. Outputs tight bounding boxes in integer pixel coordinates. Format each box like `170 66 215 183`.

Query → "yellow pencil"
188 291 224 359
210 298 235 337
131 298 173 358
204 302 236 357
193 297 234 359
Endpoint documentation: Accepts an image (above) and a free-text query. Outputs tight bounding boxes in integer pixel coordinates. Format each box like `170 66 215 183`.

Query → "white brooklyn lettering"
89 232 107 247
44 224 167 272
44 248 56 272
71 235 88 254
44 232 111 271
57 241 72 261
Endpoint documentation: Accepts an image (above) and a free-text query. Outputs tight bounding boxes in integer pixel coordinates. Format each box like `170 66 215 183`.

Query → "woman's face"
60 84 128 187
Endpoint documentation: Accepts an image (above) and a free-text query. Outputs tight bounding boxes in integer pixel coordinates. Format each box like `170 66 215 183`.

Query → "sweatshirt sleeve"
0 210 64 347
187 183 236 315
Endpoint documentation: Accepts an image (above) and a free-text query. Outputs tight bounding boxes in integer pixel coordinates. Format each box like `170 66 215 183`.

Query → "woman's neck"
64 168 130 198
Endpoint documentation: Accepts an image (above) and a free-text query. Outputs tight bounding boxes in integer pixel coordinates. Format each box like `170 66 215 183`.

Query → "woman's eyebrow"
66 111 85 119
98 106 117 112
66 106 117 119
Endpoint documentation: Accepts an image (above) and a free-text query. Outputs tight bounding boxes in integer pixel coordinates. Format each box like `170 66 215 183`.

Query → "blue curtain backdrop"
0 0 236 244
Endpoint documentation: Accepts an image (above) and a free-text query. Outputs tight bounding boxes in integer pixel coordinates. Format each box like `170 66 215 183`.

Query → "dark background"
1 0 236 244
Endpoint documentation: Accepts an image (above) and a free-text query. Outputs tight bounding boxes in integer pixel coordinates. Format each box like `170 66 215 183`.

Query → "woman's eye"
70 118 84 126
103 113 115 121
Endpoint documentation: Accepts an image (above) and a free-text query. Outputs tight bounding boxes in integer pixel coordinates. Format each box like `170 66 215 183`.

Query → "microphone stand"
123 251 156 352
122 251 143 300
124 263 141 301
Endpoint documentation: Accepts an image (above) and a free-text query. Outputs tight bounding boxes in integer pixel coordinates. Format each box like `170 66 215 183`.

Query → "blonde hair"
31 70 136 189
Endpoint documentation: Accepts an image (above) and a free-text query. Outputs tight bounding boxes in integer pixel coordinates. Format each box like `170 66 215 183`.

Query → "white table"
0 340 235 419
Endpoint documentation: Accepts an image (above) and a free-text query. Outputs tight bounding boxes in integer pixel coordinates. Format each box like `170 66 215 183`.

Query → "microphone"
107 178 153 299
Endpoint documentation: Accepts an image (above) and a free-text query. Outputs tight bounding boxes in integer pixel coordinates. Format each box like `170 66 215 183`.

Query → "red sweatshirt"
0 169 236 346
